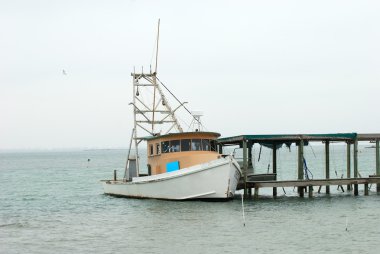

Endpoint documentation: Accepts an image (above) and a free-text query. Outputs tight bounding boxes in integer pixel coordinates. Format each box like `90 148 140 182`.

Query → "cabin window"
191 139 202 151
210 140 217 151
202 139 210 151
181 139 191 151
156 143 160 154
170 140 180 152
161 141 170 153
149 144 154 156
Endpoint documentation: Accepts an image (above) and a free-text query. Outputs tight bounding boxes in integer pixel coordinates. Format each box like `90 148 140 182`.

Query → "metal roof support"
376 139 380 192
346 142 351 191
354 138 359 196
325 141 330 194
272 143 277 197
242 139 248 199
297 140 304 197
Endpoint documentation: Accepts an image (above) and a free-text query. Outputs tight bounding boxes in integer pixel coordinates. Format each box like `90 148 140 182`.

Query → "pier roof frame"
357 133 380 141
218 133 358 146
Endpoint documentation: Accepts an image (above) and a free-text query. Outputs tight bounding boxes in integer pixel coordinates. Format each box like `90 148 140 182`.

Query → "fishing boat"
101 20 241 200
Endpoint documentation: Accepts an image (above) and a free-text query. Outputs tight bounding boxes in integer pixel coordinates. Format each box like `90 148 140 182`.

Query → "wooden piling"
308 186 313 198
346 142 351 191
353 139 359 196
354 184 358 196
376 139 380 192
354 139 358 178
364 184 369 196
325 141 330 194
113 170 117 181
254 187 259 199
272 143 277 197
299 187 304 197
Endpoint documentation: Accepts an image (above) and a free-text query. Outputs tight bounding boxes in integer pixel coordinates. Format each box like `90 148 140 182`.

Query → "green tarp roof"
218 133 357 145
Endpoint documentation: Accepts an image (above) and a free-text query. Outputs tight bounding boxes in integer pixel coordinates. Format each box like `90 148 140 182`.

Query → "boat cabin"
144 132 221 175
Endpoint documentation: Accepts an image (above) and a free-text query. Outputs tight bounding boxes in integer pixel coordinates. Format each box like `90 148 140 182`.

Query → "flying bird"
62 69 67 75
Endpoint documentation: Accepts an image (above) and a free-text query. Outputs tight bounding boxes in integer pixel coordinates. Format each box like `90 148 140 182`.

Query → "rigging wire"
309 143 317 158
135 75 200 134
156 77 202 126
267 149 272 174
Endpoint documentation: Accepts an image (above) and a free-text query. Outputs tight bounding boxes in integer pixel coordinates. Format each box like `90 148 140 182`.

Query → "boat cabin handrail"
148 138 218 156
147 131 221 157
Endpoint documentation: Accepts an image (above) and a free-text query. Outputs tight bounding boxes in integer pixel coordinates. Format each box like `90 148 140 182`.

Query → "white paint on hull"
101 156 241 200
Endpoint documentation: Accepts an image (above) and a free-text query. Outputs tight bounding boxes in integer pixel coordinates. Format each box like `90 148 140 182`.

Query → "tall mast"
155 19 160 74
151 19 160 134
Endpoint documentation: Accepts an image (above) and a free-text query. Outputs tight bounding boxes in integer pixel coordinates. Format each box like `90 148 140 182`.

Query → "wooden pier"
218 133 380 198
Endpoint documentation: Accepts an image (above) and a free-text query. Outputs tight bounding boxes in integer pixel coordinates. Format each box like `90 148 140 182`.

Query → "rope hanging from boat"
258 145 262 162
331 144 345 191
267 150 272 173
303 156 313 180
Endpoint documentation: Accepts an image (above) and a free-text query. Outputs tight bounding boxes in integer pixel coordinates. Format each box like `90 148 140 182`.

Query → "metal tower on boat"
125 19 186 180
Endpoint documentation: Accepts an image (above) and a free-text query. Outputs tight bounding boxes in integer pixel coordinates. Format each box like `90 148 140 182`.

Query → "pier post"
325 141 330 194
297 140 304 196
243 140 248 198
364 184 369 196
114 170 117 181
354 139 358 177
218 144 223 155
346 142 351 191
376 139 380 192
272 143 277 197
254 187 259 199
308 185 313 198
354 139 359 195
248 143 253 174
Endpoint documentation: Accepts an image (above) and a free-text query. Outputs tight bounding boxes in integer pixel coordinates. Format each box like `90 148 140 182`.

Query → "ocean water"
1 145 379 254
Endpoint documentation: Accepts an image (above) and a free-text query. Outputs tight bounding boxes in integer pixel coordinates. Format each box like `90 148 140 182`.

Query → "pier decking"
218 133 380 198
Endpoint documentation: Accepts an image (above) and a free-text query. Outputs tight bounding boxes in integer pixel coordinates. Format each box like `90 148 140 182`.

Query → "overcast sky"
1 0 379 149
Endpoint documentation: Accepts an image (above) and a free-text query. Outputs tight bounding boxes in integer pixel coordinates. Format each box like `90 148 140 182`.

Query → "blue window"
166 161 180 172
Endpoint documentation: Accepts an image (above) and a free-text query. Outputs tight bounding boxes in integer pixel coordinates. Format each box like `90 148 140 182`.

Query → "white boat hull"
101 156 241 200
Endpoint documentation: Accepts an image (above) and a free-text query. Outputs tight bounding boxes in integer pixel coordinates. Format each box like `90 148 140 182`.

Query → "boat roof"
141 131 221 141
